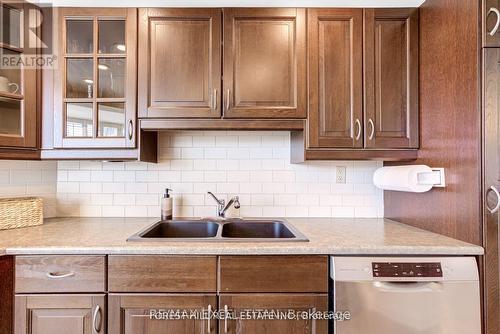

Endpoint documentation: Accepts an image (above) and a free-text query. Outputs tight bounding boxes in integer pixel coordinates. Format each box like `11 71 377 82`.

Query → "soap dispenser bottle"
161 188 173 220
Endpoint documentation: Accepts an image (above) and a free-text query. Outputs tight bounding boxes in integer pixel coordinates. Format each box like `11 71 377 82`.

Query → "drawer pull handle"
46 271 75 279
368 118 375 140
93 305 102 333
487 185 500 214
224 304 229 333
128 119 134 141
354 118 361 140
207 304 212 333
212 89 218 110
226 89 230 111
488 7 500 36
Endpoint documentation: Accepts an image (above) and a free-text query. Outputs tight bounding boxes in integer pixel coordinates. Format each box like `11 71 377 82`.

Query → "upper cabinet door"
307 9 363 148
54 8 137 149
223 8 306 119
485 0 500 47
364 8 419 149
0 2 39 149
138 8 221 118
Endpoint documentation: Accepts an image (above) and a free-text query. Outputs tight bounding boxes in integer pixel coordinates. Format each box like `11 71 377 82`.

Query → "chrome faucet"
207 192 240 218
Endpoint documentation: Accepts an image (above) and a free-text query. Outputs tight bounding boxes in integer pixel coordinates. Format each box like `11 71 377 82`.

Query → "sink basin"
128 220 219 240
221 221 296 239
127 219 308 242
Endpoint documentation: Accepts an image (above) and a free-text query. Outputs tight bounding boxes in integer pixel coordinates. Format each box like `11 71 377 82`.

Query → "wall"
384 0 482 245
56 131 383 218
0 160 57 218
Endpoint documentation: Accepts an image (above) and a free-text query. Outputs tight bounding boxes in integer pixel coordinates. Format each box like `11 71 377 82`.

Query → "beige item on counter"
0 197 43 230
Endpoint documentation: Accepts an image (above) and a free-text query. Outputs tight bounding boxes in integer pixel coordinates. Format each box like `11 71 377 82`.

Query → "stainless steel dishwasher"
331 256 481 334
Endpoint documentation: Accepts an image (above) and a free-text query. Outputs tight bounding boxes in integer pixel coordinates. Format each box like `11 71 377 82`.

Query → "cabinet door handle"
488 7 500 36
368 118 375 140
92 305 101 333
224 304 229 333
226 89 230 111
487 185 500 213
212 89 218 110
207 304 212 333
46 271 75 279
128 120 133 140
354 119 361 140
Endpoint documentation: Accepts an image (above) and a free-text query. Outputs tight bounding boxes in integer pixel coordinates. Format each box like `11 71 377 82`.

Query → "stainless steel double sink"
127 219 309 242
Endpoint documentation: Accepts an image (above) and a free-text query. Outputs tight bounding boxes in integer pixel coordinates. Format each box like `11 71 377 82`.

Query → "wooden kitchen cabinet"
219 294 328 334
302 8 418 160
138 8 221 119
0 1 40 159
307 9 363 148
223 8 307 119
53 8 137 149
364 8 419 149
483 48 500 334
484 0 500 47
108 294 216 334
15 294 105 334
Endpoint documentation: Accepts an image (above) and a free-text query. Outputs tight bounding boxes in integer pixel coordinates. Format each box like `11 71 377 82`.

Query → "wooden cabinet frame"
223 8 307 119
0 1 40 151
364 8 419 149
307 8 363 148
53 7 137 149
15 294 105 334
137 8 222 119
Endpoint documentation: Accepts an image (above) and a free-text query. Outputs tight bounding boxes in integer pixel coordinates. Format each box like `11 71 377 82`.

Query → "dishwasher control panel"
372 262 442 278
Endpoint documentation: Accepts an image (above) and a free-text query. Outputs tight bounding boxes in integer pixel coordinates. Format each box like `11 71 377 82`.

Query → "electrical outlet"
336 166 347 183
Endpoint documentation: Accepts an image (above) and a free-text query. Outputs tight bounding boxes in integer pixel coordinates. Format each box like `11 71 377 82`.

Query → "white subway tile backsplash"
53 131 383 218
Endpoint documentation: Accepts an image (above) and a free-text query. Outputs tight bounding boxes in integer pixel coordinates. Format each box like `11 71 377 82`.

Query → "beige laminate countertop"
0 217 483 255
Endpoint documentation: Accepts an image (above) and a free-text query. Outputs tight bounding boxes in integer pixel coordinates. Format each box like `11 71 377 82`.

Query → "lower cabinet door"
108 294 217 334
219 294 328 334
15 294 105 334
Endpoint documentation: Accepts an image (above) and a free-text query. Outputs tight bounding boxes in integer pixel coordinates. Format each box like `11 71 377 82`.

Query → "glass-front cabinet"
0 2 39 150
54 8 136 148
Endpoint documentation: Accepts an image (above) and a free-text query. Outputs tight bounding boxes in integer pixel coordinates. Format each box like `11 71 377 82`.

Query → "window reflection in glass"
1 5 22 48
98 102 125 137
66 58 93 98
98 20 125 54
66 20 93 54
98 58 125 98
66 102 93 137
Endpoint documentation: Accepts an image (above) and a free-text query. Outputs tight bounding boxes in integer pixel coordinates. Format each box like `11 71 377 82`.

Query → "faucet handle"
233 196 241 209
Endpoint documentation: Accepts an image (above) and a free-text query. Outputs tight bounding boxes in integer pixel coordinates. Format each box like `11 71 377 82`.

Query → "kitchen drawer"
15 255 106 293
108 255 217 292
218 255 328 293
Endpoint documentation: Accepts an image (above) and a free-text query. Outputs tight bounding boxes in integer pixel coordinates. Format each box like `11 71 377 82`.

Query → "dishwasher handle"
373 281 442 292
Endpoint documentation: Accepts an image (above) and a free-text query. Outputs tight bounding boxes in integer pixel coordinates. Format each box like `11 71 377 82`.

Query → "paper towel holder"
416 168 446 188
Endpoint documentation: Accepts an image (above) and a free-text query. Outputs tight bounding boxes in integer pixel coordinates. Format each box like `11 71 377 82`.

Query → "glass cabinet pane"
98 58 125 98
98 20 125 54
98 102 125 137
66 102 93 137
1 5 22 48
0 97 21 135
66 20 93 54
66 58 93 98
0 49 21 95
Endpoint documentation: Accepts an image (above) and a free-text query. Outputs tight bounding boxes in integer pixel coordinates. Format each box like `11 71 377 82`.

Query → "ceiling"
31 0 425 7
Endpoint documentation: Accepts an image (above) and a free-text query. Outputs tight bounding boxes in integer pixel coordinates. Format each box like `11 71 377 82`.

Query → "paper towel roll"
373 165 434 193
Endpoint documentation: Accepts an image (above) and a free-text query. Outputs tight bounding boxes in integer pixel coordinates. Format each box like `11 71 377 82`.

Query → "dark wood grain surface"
384 0 482 245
